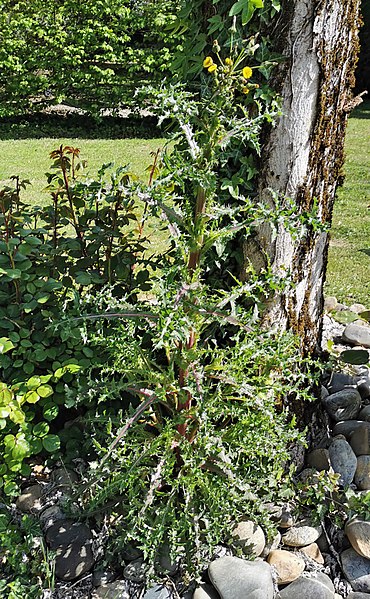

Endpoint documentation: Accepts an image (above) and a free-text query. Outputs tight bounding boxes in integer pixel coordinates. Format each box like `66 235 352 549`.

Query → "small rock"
328 437 357 485
46 520 92 548
16 485 42 513
50 468 79 487
143 585 172 599
193 584 220 599
334 421 370 438
307 449 331 471
358 380 370 400
266 504 294 528
346 517 370 559
123 558 146 583
355 456 370 490
92 580 130 599
54 542 94 581
267 549 305 583
279 572 335 598
351 424 370 456
281 520 322 547
341 547 370 592
343 323 370 348
350 304 367 314
327 372 357 394
92 569 116 587
321 386 329 400
359 406 370 421
230 520 265 556
300 542 325 564
208 556 274 599
324 296 338 312
347 593 370 598
39 505 65 530
322 388 361 422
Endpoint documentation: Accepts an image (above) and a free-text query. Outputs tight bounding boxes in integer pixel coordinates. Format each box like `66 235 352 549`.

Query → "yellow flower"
203 56 214 68
242 66 253 79
208 64 217 73
242 87 250 94
225 57 233 66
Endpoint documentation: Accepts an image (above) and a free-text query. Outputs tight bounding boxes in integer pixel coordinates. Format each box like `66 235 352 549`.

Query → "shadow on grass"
0 112 163 140
351 99 370 120
360 248 370 256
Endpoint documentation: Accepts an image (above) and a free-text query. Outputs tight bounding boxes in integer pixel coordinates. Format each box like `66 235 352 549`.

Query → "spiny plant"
74 34 320 580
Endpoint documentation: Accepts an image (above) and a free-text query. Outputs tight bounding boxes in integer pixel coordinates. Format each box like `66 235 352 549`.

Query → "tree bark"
243 0 361 354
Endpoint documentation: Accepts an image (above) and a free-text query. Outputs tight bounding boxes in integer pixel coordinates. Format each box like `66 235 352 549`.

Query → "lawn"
1 107 369 306
325 101 370 306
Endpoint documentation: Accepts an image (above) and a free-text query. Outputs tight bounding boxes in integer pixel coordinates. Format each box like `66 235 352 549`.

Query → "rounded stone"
324 296 338 312
327 372 357 394
355 456 370 490
50 468 79 487
307 448 331 471
193 584 220 599
345 517 370 559
16 484 42 513
351 424 370 456
55 542 94 581
267 549 305 584
230 520 265 557
92 580 129 599
143 585 172 599
300 542 325 564
46 519 92 548
208 556 274 599
347 593 370 599
123 558 146 583
334 421 370 438
359 406 370 422
322 388 362 422
278 572 335 599
281 520 322 547
341 547 370 592
261 531 281 558
343 323 370 348
328 437 357 485
39 505 65 531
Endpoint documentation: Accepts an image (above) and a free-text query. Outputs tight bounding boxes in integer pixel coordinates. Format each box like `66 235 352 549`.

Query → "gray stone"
92 569 116 587
279 572 335 599
261 531 281 558
347 593 370 598
345 517 370 560
307 448 331 471
327 372 357 394
322 388 361 422
266 503 294 528
46 519 92 548
230 520 265 557
355 456 370 490
321 386 329 400
343 323 370 348
350 304 367 314
208 556 274 599
300 542 325 564
143 585 172 599
193 584 220 599
92 580 130 599
351 424 370 456
281 520 322 547
16 484 42 513
324 297 338 312
50 467 79 487
358 380 370 400
334 421 370 438
341 548 370 592
39 505 65 530
123 558 146 583
328 437 357 485
54 541 94 581
359 406 370 422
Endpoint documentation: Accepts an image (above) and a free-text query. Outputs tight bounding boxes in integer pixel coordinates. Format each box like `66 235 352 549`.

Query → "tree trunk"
243 0 361 354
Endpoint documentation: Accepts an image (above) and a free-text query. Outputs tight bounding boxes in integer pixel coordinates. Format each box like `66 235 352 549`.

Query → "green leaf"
54 364 82 378
3 480 18 496
33 422 49 437
43 401 59 422
360 311 370 322
0 337 14 354
332 310 358 325
42 434 61 453
75 272 92 285
24 390 40 404
340 349 370 365
251 0 263 6
0 268 22 279
37 384 53 398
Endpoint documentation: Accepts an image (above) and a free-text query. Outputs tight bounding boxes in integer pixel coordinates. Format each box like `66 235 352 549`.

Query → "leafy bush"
0 147 152 493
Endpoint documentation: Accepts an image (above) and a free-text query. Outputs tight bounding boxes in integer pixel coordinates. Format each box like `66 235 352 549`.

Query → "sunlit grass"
325 101 370 306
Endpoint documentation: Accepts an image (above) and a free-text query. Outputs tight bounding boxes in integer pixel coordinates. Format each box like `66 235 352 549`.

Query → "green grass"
325 101 370 306
0 137 165 205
